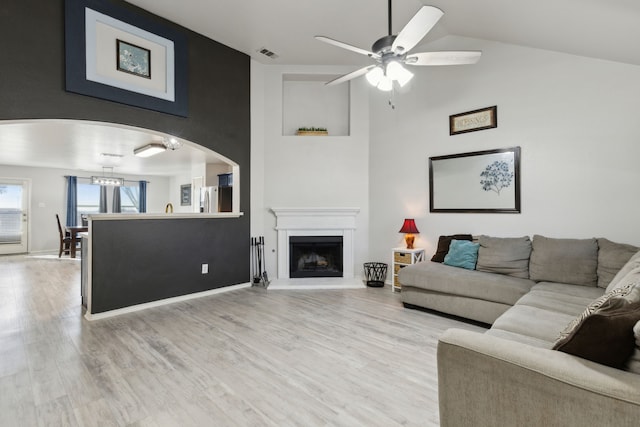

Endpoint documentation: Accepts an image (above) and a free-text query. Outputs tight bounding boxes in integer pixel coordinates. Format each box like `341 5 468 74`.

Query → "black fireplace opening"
289 236 343 278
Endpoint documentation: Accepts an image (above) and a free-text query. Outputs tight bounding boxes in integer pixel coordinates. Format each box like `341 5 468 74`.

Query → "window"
75 182 141 221
120 186 139 213
77 183 101 222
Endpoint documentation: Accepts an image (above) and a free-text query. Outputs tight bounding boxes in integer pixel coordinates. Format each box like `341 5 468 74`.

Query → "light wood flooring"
0 255 486 427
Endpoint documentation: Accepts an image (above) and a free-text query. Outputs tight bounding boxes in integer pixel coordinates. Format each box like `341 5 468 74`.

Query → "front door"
0 179 29 254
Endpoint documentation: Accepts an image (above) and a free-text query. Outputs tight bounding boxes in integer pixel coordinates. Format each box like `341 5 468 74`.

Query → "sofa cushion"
553 300 640 369
529 235 598 286
398 261 535 306
516 289 600 317
597 238 640 289
431 234 473 262
606 251 640 293
485 328 551 349
531 282 605 300
476 235 532 279
443 240 479 270
491 304 576 346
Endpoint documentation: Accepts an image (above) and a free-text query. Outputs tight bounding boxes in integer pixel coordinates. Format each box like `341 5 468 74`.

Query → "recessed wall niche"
282 74 350 136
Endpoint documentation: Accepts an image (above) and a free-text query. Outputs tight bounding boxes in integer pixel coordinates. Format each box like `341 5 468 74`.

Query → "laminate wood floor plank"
0 255 487 426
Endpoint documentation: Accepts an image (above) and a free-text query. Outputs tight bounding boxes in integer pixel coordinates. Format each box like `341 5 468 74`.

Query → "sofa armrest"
437 328 640 427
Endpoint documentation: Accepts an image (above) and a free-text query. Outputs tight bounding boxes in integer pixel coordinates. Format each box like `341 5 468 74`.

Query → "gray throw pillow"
529 235 598 286
476 235 532 279
597 238 640 289
607 265 640 294
606 251 640 293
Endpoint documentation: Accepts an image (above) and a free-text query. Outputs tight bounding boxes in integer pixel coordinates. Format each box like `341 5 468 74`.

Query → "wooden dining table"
66 225 88 258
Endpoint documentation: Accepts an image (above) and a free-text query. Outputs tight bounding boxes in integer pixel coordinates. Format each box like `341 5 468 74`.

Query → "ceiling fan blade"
325 65 376 86
392 6 444 53
315 36 379 58
405 51 482 66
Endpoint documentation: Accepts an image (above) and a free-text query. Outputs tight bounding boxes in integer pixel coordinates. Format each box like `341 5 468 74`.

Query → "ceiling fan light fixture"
134 142 166 158
316 4 480 92
386 61 414 87
366 66 384 86
377 76 393 92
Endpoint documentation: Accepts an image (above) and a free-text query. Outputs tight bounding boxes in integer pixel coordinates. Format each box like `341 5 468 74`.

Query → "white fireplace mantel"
271 207 360 279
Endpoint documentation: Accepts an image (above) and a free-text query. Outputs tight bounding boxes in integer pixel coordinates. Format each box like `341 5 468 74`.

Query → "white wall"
369 36 640 264
250 60 266 238
0 164 170 253
252 63 371 278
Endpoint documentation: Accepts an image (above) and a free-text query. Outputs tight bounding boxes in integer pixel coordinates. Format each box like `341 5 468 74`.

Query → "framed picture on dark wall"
429 147 521 213
116 39 151 79
64 0 188 116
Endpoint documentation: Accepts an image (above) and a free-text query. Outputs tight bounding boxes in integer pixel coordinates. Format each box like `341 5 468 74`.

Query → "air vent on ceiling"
257 47 279 59
100 153 124 158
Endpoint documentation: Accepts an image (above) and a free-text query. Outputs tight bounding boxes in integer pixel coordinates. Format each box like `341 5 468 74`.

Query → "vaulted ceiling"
127 0 640 66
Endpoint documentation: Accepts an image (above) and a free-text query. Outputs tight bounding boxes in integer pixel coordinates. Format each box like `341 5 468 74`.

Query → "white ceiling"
2 0 639 177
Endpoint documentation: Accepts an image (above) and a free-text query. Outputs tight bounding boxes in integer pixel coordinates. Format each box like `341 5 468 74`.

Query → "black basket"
363 262 388 287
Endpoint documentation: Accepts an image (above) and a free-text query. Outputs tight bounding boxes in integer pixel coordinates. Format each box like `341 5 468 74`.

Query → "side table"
392 247 425 292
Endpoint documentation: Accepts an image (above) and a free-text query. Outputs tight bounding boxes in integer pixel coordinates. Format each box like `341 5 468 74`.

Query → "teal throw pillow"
444 240 480 270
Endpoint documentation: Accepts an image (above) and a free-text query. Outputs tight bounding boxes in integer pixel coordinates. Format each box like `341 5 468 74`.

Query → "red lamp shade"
399 219 420 234
399 219 419 249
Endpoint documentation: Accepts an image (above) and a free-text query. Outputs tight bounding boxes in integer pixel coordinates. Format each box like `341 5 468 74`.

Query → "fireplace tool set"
251 236 270 288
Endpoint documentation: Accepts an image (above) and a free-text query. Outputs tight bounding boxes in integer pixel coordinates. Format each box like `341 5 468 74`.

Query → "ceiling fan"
315 1 481 91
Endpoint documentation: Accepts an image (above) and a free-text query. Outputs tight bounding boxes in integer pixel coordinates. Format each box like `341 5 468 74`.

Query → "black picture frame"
180 184 191 206
429 147 521 213
116 39 151 79
65 0 188 117
450 106 497 135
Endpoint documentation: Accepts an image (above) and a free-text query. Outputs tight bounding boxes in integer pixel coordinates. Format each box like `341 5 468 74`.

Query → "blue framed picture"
117 39 151 79
65 0 188 117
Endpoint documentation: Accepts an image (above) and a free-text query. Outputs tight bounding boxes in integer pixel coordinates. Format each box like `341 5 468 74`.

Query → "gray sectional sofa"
398 235 640 426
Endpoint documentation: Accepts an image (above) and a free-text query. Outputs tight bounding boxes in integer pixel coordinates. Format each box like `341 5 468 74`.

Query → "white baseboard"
85 282 251 321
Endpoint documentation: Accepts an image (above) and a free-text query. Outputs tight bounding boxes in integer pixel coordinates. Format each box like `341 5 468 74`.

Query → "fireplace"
272 207 360 279
289 236 343 278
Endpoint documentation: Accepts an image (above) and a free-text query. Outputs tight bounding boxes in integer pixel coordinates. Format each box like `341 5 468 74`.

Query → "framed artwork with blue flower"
429 147 521 213
117 39 151 79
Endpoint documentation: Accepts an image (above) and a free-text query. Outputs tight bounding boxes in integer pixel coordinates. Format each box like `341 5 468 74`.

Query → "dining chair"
56 214 72 257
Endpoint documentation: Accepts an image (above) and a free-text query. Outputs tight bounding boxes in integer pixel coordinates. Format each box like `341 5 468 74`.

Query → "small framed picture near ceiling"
116 39 151 79
450 106 497 135
64 0 188 116
429 146 521 213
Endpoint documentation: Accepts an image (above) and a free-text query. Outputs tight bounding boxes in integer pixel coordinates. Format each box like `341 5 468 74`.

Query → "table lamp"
399 218 419 249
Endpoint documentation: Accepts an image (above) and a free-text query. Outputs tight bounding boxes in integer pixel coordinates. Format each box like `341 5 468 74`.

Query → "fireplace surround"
272 207 360 279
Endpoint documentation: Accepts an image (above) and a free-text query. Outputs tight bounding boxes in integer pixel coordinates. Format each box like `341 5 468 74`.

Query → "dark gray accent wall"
0 0 251 306
91 218 247 313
